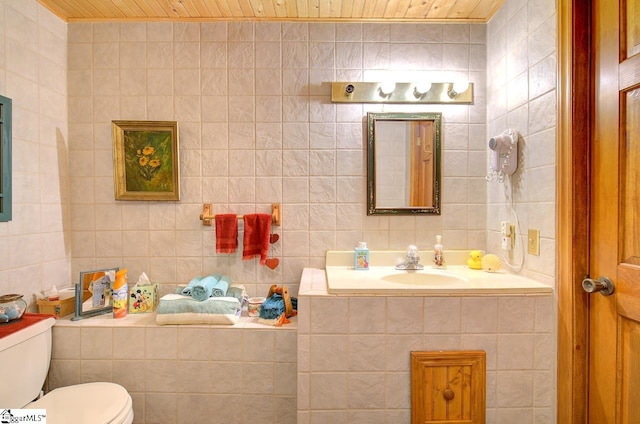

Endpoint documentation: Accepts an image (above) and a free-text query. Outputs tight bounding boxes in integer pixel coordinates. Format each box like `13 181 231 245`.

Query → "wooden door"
409 121 434 207
590 0 640 422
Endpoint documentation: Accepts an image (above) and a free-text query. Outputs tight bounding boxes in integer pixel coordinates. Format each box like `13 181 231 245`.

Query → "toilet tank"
0 316 56 408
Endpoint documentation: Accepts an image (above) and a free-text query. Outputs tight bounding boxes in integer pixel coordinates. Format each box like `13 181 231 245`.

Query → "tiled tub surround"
297 268 555 424
48 314 297 424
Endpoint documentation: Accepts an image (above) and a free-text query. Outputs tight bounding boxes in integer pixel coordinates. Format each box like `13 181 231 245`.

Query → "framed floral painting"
112 120 180 201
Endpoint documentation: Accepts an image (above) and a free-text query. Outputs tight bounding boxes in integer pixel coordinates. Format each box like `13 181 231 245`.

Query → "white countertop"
52 310 297 329
300 250 553 297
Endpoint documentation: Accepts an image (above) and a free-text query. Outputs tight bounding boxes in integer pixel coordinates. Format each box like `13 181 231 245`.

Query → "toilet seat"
27 382 133 424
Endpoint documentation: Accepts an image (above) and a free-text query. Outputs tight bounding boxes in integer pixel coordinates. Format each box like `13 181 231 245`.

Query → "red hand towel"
215 214 238 254
243 213 272 265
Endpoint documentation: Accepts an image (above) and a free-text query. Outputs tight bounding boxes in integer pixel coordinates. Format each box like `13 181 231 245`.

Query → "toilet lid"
27 382 132 424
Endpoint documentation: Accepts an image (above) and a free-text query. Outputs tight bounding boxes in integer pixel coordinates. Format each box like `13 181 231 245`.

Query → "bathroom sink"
381 271 468 286
323 250 553 295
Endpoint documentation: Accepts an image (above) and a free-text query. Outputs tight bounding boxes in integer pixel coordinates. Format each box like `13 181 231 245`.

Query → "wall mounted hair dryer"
486 129 519 182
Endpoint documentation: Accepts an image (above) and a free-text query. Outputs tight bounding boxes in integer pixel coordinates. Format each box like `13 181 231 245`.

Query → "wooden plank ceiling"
37 0 504 22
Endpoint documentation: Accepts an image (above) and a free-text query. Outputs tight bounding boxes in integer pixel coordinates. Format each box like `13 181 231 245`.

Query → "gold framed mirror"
367 112 442 215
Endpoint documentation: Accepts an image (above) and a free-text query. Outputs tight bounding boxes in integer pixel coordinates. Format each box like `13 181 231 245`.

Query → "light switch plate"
528 229 540 255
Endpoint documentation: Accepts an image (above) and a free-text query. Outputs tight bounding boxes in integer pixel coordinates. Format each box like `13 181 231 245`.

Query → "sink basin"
381 271 468 286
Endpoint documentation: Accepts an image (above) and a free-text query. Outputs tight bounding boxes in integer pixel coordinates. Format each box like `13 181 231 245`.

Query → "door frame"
557 0 592 422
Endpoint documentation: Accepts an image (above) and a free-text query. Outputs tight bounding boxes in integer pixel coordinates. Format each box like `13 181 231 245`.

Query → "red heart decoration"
270 233 280 244
265 258 279 269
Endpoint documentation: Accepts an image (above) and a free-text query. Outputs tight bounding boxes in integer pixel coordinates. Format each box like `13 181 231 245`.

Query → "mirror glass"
367 112 442 215
71 267 119 320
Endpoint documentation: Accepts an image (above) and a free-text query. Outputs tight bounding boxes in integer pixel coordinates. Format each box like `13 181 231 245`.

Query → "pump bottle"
354 242 370 270
433 235 446 269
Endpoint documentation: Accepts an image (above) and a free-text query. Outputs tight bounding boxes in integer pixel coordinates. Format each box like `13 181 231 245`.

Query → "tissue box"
128 283 158 313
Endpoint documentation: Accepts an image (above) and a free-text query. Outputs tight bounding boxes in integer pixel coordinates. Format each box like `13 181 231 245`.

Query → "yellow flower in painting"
134 143 163 181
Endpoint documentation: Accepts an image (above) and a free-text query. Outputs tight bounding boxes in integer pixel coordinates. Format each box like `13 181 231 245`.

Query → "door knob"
582 276 615 296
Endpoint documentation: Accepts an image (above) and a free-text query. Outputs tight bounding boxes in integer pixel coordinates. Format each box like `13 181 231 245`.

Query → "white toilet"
0 316 134 424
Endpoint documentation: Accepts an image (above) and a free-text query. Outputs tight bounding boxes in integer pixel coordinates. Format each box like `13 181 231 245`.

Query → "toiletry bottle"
112 269 128 318
433 235 446 268
354 242 370 270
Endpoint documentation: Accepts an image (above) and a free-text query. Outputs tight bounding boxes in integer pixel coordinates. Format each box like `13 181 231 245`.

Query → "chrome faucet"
395 245 424 270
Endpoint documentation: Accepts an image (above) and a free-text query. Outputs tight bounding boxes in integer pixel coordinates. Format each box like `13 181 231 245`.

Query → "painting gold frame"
112 120 180 201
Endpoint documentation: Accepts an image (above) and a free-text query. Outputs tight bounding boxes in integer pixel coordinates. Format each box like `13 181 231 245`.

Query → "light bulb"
414 82 432 97
379 81 396 96
449 80 470 98
453 80 469 94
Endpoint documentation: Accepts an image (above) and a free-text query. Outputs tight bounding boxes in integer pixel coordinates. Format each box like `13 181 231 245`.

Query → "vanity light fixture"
448 80 470 98
413 82 432 98
331 82 473 104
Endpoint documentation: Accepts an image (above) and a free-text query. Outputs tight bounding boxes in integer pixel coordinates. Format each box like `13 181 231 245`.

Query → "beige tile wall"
0 2 558 304
0 0 71 299
0 0 558 299
66 20 488 299
486 0 557 286
297 282 555 423
50 317 298 424
485 3 558 418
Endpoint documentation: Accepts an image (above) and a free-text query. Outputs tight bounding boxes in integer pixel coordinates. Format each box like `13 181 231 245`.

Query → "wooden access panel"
411 351 486 424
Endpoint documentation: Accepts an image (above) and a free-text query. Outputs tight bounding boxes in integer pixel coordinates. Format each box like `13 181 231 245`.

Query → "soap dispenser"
433 235 446 269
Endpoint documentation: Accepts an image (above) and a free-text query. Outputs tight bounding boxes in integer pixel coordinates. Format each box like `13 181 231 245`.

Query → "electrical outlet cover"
501 236 512 251
528 229 540 255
